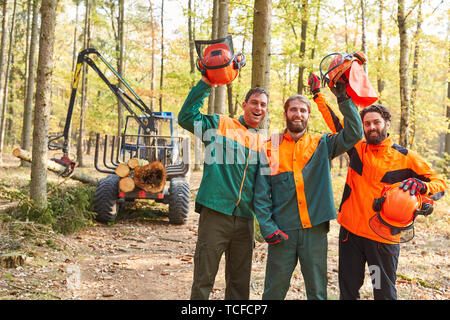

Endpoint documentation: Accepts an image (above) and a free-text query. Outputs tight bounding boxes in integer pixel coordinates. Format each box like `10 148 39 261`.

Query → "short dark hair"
244 87 269 103
284 94 311 113
360 104 391 122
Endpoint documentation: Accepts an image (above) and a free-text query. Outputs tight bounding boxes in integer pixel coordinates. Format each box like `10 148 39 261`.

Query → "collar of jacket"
282 129 307 143
239 115 260 131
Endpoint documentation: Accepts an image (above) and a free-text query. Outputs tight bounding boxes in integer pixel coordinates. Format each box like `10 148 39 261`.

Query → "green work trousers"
190 206 254 300
262 222 329 300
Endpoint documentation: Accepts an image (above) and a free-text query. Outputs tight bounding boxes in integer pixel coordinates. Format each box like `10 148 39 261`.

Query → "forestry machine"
48 48 191 225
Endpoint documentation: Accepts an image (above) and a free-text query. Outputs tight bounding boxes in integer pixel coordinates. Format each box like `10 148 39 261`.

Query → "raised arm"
322 81 363 158
178 79 219 136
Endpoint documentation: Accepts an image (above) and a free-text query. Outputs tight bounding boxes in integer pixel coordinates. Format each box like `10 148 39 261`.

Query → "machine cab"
121 112 179 166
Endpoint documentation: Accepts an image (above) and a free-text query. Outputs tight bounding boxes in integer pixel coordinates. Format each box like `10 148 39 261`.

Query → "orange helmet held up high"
369 183 434 243
319 52 377 108
195 35 246 86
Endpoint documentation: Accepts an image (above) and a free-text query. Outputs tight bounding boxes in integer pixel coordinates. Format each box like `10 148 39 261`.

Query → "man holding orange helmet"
179 74 268 300
309 73 447 300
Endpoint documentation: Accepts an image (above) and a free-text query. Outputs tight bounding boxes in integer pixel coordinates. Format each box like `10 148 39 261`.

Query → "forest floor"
0 151 449 300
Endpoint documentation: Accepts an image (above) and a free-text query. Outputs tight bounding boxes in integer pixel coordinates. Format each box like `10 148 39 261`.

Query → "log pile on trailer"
115 158 167 194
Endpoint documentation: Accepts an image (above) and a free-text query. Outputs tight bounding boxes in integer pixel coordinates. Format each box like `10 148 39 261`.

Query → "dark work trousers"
190 206 254 300
262 222 329 300
338 226 400 300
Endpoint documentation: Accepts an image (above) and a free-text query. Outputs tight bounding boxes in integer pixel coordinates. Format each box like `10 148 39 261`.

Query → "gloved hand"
330 79 350 103
399 178 427 196
308 73 321 95
265 230 288 245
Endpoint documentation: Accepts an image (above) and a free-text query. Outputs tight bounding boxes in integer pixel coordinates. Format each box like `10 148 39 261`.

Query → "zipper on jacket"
234 139 251 211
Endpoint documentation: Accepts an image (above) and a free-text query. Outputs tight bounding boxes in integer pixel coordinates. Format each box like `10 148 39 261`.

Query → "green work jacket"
178 80 265 220
254 97 363 238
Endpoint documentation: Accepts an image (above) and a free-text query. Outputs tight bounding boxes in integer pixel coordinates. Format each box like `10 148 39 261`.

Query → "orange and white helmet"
369 183 434 243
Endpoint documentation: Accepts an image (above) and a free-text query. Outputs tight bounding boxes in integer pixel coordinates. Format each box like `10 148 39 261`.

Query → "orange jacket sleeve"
313 92 344 133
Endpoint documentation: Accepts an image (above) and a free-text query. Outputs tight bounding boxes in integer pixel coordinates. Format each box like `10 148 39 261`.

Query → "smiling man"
254 83 363 300
178 76 268 300
311 75 447 300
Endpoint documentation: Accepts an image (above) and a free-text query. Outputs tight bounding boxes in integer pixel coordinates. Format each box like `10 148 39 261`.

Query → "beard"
286 117 308 133
365 126 388 145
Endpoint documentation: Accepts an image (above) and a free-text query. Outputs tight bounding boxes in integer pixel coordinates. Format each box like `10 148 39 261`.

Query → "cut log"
12 148 98 185
119 177 135 192
127 158 149 169
133 161 167 193
115 163 130 178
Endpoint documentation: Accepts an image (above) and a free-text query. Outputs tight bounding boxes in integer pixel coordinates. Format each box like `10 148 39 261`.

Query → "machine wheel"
93 174 120 223
168 178 190 225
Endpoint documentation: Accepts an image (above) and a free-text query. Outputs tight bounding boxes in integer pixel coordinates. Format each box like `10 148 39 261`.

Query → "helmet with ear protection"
195 35 246 86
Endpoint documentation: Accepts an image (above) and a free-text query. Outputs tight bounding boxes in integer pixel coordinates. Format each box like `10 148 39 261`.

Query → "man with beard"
309 74 447 300
253 81 363 300
178 76 268 300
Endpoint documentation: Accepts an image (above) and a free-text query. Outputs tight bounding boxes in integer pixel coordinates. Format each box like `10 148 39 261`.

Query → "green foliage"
6 183 96 235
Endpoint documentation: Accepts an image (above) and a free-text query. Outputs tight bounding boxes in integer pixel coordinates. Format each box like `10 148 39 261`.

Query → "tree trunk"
21 0 39 167
117 0 125 136
445 25 450 177
77 0 90 167
30 0 58 208
409 1 422 147
397 0 410 147
0 0 16 164
188 0 202 171
0 1 8 164
149 0 155 110
159 0 164 112
376 0 384 102
213 0 229 115
360 0 367 72
207 0 219 115
309 0 320 62
188 0 195 86
297 0 308 95
251 0 271 131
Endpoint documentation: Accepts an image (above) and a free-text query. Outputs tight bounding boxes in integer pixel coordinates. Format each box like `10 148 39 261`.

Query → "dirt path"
0 155 449 300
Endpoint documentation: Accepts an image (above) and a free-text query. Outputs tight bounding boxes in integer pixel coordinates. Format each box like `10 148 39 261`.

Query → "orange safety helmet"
369 183 434 243
195 35 246 86
319 52 377 108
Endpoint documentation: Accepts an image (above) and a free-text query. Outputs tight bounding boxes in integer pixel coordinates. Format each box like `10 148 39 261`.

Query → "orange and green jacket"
253 97 363 238
178 80 265 219
313 92 447 243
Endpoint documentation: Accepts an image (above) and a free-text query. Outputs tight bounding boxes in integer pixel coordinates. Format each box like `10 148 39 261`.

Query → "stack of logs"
116 158 167 194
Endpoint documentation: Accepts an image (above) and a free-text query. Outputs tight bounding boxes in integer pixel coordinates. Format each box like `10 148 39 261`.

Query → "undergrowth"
2 183 96 235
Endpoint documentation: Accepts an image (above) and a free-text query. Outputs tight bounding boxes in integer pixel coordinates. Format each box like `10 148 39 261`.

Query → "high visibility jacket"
178 80 265 220
313 92 447 243
254 97 363 238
